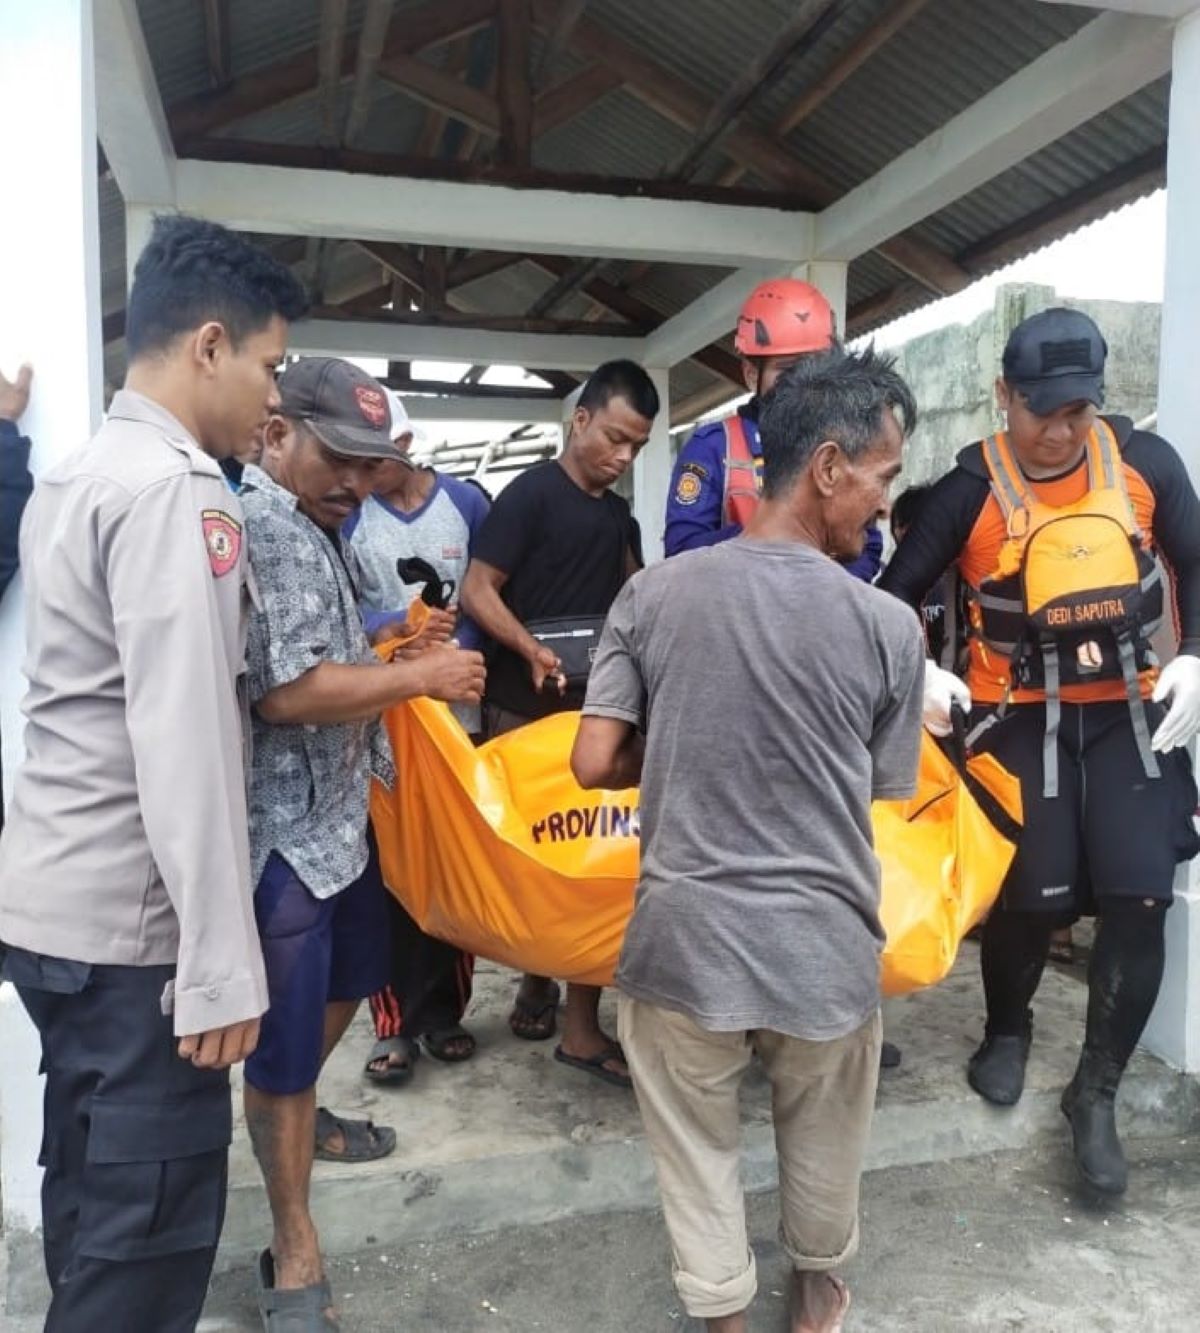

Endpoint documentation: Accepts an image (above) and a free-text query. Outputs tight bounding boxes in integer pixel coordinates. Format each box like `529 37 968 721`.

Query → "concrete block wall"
890 282 1162 487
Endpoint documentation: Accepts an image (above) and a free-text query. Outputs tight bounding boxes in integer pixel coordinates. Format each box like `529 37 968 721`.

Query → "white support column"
0 0 104 1248
632 369 672 565
1142 8 1200 1073
794 260 848 340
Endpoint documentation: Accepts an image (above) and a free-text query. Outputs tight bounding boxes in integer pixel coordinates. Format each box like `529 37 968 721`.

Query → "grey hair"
759 346 917 498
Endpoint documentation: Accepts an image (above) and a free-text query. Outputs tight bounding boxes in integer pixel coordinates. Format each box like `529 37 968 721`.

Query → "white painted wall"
0 0 105 1235
1143 8 1200 1073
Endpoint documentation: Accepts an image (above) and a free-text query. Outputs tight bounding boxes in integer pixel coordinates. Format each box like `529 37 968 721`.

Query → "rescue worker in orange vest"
663 278 884 581
881 308 1200 1195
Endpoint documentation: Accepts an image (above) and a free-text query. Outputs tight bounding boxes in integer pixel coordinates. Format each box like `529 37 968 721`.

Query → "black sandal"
313 1107 396 1163
363 1035 419 1086
508 980 561 1041
420 1024 477 1062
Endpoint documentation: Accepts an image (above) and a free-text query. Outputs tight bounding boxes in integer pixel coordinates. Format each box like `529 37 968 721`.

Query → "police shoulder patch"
674 470 703 506
202 509 242 577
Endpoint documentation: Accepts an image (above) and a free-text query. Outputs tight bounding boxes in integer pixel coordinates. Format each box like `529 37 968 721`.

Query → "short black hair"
577 360 660 422
126 214 310 360
759 346 917 499
890 483 932 538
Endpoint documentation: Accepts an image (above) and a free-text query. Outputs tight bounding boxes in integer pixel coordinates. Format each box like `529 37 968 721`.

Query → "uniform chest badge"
202 509 242 577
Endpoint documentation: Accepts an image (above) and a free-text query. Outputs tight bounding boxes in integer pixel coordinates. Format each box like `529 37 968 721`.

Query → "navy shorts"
970 700 1200 916
244 833 391 1095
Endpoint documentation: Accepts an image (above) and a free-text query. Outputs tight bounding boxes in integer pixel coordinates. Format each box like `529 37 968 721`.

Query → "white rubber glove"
923 659 972 737
1151 654 1200 753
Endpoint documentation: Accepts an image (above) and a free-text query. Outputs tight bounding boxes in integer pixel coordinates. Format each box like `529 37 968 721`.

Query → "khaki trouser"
618 995 881 1320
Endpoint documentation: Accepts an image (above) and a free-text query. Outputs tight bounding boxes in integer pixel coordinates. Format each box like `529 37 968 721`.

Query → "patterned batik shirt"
241 464 394 898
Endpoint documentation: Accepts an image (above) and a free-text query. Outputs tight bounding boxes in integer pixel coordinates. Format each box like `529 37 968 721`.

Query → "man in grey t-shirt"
572 348 926 1333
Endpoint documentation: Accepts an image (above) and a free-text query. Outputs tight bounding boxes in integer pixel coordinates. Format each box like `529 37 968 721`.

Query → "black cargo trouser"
6 950 231 1333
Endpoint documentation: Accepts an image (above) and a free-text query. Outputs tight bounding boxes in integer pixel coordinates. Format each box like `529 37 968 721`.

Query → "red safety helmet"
734 278 837 358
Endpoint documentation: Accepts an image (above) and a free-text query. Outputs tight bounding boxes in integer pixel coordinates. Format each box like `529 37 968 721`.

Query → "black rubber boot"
967 1012 1032 1106
1061 1070 1128 1195
880 1040 902 1070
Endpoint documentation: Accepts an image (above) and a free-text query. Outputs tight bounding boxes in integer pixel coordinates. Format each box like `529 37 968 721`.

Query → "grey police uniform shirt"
0 390 267 1036
582 538 926 1042
241 464 394 899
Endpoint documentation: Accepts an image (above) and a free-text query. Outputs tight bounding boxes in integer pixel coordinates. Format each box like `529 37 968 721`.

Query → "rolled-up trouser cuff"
782 1216 859 1272
674 1247 757 1319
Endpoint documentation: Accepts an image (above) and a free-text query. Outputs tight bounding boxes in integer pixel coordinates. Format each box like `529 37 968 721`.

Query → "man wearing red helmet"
664 278 884 581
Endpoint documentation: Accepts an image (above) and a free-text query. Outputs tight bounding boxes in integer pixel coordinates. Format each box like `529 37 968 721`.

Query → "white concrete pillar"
795 260 849 342
1142 8 1200 1072
0 0 104 1238
632 368 672 564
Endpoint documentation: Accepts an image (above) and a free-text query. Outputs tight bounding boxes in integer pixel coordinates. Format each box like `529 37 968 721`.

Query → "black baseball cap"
277 357 401 460
1001 307 1107 416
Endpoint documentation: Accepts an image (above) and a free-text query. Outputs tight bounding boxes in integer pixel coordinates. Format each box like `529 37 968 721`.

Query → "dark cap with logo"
277 357 400 460
1001 307 1107 416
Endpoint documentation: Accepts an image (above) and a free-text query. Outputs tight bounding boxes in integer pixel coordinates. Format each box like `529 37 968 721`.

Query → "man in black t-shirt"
462 360 660 1087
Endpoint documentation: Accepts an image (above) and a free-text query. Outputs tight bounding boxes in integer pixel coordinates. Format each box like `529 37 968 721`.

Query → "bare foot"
509 976 560 1040
791 1272 849 1332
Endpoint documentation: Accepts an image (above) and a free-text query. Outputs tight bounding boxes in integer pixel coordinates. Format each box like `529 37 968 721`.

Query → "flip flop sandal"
420 1024 477 1062
553 1042 633 1089
794 1274 851 1333
313 1107 397 1163
364 1035 420 1086
257 1248 339 1331
508 980 561 1041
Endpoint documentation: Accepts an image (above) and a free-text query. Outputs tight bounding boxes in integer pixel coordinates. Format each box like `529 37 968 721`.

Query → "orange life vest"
721 415 762 528
964 419 1163 795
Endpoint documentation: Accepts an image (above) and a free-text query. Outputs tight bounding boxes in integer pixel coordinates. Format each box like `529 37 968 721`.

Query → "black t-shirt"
473 460 635 718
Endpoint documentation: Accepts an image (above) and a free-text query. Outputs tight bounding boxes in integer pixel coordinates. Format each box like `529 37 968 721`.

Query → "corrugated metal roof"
111 0 1171 401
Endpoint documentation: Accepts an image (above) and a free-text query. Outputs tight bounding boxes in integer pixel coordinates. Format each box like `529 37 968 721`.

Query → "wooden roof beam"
533 62 622 137
535 0 590 88
665 0 842 182
719 0 932 187
530 0 967 295
317 0 351 147
498 0 534 167
378 52 500 134
814 10 1173 267
200 0 232 90
170 0 495 142
344 0 396 146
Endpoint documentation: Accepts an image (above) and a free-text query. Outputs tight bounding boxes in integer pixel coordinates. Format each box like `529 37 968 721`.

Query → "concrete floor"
7 934 1200 1328
199 1136 1200 1331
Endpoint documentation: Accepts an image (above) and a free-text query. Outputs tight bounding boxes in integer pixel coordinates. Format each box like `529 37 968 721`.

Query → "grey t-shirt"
582 538 925 1041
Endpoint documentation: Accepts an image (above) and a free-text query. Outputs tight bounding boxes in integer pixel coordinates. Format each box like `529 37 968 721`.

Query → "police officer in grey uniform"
0 215 307 1332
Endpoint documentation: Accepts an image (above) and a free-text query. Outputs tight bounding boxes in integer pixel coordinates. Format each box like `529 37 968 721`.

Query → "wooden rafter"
718 0 933 187
413 35 472 157
378 52 500 134
423 245 448 311
344 0 396 146
665 0 843 182
170 0 494 142
533 62 621 138
846 145 1167 338
497 0 533 167
530 0 968 296
200 0 231 90
534 0 589 89
530 254 744 386
317 0 350 147
311 307 643 336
